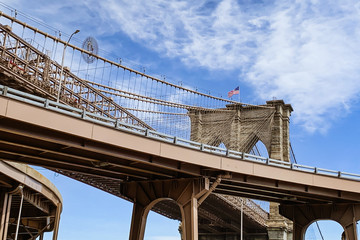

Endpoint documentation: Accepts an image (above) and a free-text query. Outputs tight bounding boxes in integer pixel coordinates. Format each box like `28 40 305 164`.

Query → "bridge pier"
279 203 360 240
267 203 292 240
0 192 11 239
120 178 210 240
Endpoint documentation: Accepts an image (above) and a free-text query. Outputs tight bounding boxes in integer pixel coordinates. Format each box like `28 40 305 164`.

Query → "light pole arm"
56 29 80 103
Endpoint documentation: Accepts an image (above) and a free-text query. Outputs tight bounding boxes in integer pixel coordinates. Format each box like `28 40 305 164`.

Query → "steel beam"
22 187 50 214
280 203 360 240
0 193 11 239
122 178 209 240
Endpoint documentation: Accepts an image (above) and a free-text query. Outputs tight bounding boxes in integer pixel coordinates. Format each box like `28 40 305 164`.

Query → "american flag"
228 86 240 98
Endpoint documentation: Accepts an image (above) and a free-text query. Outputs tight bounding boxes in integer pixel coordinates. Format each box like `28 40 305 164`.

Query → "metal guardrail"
0 24 153 130
1 84 360 182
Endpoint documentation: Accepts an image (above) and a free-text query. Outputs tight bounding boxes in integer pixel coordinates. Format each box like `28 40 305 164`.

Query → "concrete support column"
182 196 199 240
122 178 209 240
52 202 62 240
128 195 200 240
129 203 148 240
267 202 291 240
343 220 358 240
292 224 304 240
0 193 12 240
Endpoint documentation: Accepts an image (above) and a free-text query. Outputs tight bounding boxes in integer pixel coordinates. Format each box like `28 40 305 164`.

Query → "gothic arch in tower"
188 100 293 162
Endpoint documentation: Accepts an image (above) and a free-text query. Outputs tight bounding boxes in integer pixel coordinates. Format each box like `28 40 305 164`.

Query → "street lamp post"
56 29 80 103
241 198 243 240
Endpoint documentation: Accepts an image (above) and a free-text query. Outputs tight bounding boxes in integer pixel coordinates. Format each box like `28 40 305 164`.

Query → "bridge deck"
0 87 273 236
1 91 360 207
0 160 62 239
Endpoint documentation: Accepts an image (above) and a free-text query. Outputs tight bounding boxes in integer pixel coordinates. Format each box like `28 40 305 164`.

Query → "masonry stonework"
189 100 293 240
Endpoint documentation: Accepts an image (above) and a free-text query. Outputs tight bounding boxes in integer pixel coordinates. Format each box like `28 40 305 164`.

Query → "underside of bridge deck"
0 161 62 240
1 95 360 239
0 108 269 238
1 111 359 205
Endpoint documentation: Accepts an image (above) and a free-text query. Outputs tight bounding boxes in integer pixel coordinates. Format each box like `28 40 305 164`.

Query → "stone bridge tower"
189 100 294 240
189 100 293 162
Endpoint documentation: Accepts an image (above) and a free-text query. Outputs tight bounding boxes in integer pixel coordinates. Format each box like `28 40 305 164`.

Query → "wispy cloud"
3 0 360 133
247 0 360 132
99 0 263 70
95 0 360 133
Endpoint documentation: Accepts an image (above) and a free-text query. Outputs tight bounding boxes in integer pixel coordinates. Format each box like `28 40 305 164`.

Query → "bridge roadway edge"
1 96 360 198
1 95 360 240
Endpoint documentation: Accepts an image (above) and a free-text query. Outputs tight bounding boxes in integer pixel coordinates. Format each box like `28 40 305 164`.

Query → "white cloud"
3 0 360 133
99 0 262 70
96 0 360 133
247 0 360 132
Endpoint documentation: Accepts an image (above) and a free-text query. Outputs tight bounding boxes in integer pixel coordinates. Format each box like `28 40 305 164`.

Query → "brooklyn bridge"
0 10 359 240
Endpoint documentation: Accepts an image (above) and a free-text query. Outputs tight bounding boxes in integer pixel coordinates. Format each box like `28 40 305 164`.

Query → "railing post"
2 86 8 96
81 109 87 119
115 119 120 128
44 99 49 108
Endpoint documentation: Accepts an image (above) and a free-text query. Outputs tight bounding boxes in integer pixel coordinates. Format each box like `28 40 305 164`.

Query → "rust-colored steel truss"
0 24 152 129
0 22 269 237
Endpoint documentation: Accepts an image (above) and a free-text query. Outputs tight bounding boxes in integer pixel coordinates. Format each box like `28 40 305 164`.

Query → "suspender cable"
316 221 324 240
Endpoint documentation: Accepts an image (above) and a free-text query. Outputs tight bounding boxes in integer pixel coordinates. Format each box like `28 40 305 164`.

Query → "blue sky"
1 0 360 239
